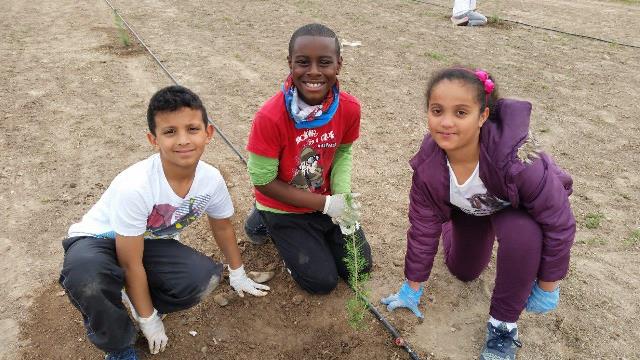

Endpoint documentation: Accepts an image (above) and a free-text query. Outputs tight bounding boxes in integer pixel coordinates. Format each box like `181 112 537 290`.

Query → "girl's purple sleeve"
404 171 444 283
511 152 576 282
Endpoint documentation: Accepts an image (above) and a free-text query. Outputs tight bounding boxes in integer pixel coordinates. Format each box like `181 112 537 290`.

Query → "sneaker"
480 322 522 360
105 347 139 360
467 11 488 26
451 10 487 26
244 207 270 245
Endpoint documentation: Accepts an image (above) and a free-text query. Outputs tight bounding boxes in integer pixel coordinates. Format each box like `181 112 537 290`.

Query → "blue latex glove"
380 281 424 319
525 281 560 314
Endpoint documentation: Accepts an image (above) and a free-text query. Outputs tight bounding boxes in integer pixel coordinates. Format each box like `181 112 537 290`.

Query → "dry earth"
1 0 639 359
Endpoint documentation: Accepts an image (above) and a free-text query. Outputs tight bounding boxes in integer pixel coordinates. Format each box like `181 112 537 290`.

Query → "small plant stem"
351 234 359 295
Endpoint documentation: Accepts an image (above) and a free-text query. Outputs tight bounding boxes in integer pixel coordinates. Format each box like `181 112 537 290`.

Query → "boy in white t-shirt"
59 86 269 360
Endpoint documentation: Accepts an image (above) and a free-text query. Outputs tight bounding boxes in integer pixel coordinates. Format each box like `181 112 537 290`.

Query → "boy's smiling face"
147 107 213 171
288 35 342 106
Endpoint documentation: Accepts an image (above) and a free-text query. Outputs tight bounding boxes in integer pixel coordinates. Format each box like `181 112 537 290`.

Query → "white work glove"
339 221 361 236
138 309 168 355
229 264 270 297
323 193 361 223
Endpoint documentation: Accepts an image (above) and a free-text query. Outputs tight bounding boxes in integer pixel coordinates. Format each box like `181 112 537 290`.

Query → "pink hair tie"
474 70 495 95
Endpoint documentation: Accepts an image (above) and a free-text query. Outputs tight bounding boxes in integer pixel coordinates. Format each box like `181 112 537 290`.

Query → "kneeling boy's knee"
180 260 223 301
197 272 222 300
297 271 339 294
62 255 120 291
60 268 119 302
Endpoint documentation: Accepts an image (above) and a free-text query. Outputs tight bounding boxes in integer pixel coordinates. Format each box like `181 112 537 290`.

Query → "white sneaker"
467 11 488 26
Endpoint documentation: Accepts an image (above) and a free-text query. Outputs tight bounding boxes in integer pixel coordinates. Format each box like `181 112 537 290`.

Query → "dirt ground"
2 0 639 359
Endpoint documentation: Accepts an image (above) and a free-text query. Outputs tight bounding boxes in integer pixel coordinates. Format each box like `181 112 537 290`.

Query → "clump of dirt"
486 16 515 30
95 43 146 57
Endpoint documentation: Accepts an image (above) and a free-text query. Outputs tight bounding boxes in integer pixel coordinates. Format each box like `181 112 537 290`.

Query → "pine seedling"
113 11 131 47
344 230 370 329
341 193 371 330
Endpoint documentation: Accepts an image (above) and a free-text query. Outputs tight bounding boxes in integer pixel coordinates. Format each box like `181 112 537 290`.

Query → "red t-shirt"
247 91 361 213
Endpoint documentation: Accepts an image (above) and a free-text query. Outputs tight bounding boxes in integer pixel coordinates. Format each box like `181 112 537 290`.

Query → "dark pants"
258 211 372 294
442 207 543 323
59 236 222 353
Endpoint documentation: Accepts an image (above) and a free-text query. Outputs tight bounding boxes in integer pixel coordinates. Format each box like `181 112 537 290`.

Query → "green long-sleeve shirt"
247 144 353 213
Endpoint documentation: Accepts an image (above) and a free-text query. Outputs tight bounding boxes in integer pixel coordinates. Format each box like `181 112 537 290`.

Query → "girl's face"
427 79 489 155
288 36 342 105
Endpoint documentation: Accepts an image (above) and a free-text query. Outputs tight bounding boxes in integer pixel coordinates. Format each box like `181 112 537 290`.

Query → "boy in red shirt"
245 23 371 294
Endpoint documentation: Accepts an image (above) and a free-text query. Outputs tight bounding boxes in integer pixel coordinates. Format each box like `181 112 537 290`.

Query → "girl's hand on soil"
229 264 271 297
525 281 560 314
380 280 424 319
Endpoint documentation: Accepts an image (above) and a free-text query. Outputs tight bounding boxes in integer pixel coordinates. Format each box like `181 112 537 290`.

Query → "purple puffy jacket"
404 98 575 283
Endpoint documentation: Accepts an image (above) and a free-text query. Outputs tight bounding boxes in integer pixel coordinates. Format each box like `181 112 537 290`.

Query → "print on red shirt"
247 92 360 213
291 146 323 190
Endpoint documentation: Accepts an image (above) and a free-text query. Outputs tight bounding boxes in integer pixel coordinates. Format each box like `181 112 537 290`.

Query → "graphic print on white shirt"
448 160 510 216
68 153 234 240
145 194 212 238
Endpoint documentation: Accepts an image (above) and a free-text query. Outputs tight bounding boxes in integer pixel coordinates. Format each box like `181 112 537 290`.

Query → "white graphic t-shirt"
448 160 510 216
68 153 234 240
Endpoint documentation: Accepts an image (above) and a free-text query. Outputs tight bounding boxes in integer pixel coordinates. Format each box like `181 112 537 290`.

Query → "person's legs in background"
451 0 487 26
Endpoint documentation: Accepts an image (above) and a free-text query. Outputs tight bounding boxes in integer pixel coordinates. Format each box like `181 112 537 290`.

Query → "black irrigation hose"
103 0 248 165
411 0 640 50
365 298 422 360
353 292 421 359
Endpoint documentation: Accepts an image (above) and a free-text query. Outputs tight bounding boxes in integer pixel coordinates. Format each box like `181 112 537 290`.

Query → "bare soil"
1 0 639 359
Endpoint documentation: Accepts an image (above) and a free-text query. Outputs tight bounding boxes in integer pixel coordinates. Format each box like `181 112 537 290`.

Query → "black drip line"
104 0 248 165
412 0 640 49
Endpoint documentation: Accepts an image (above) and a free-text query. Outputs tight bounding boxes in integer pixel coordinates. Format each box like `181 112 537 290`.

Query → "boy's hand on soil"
138 309 168 355
380 281 424 319
525 281 560 314
229 264 270 297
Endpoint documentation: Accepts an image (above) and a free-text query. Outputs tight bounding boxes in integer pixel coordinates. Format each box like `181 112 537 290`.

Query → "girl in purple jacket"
381 67 575 360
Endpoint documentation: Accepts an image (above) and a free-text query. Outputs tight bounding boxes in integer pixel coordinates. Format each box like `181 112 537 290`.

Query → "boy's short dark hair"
288 23 341 58
147 85 209 135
